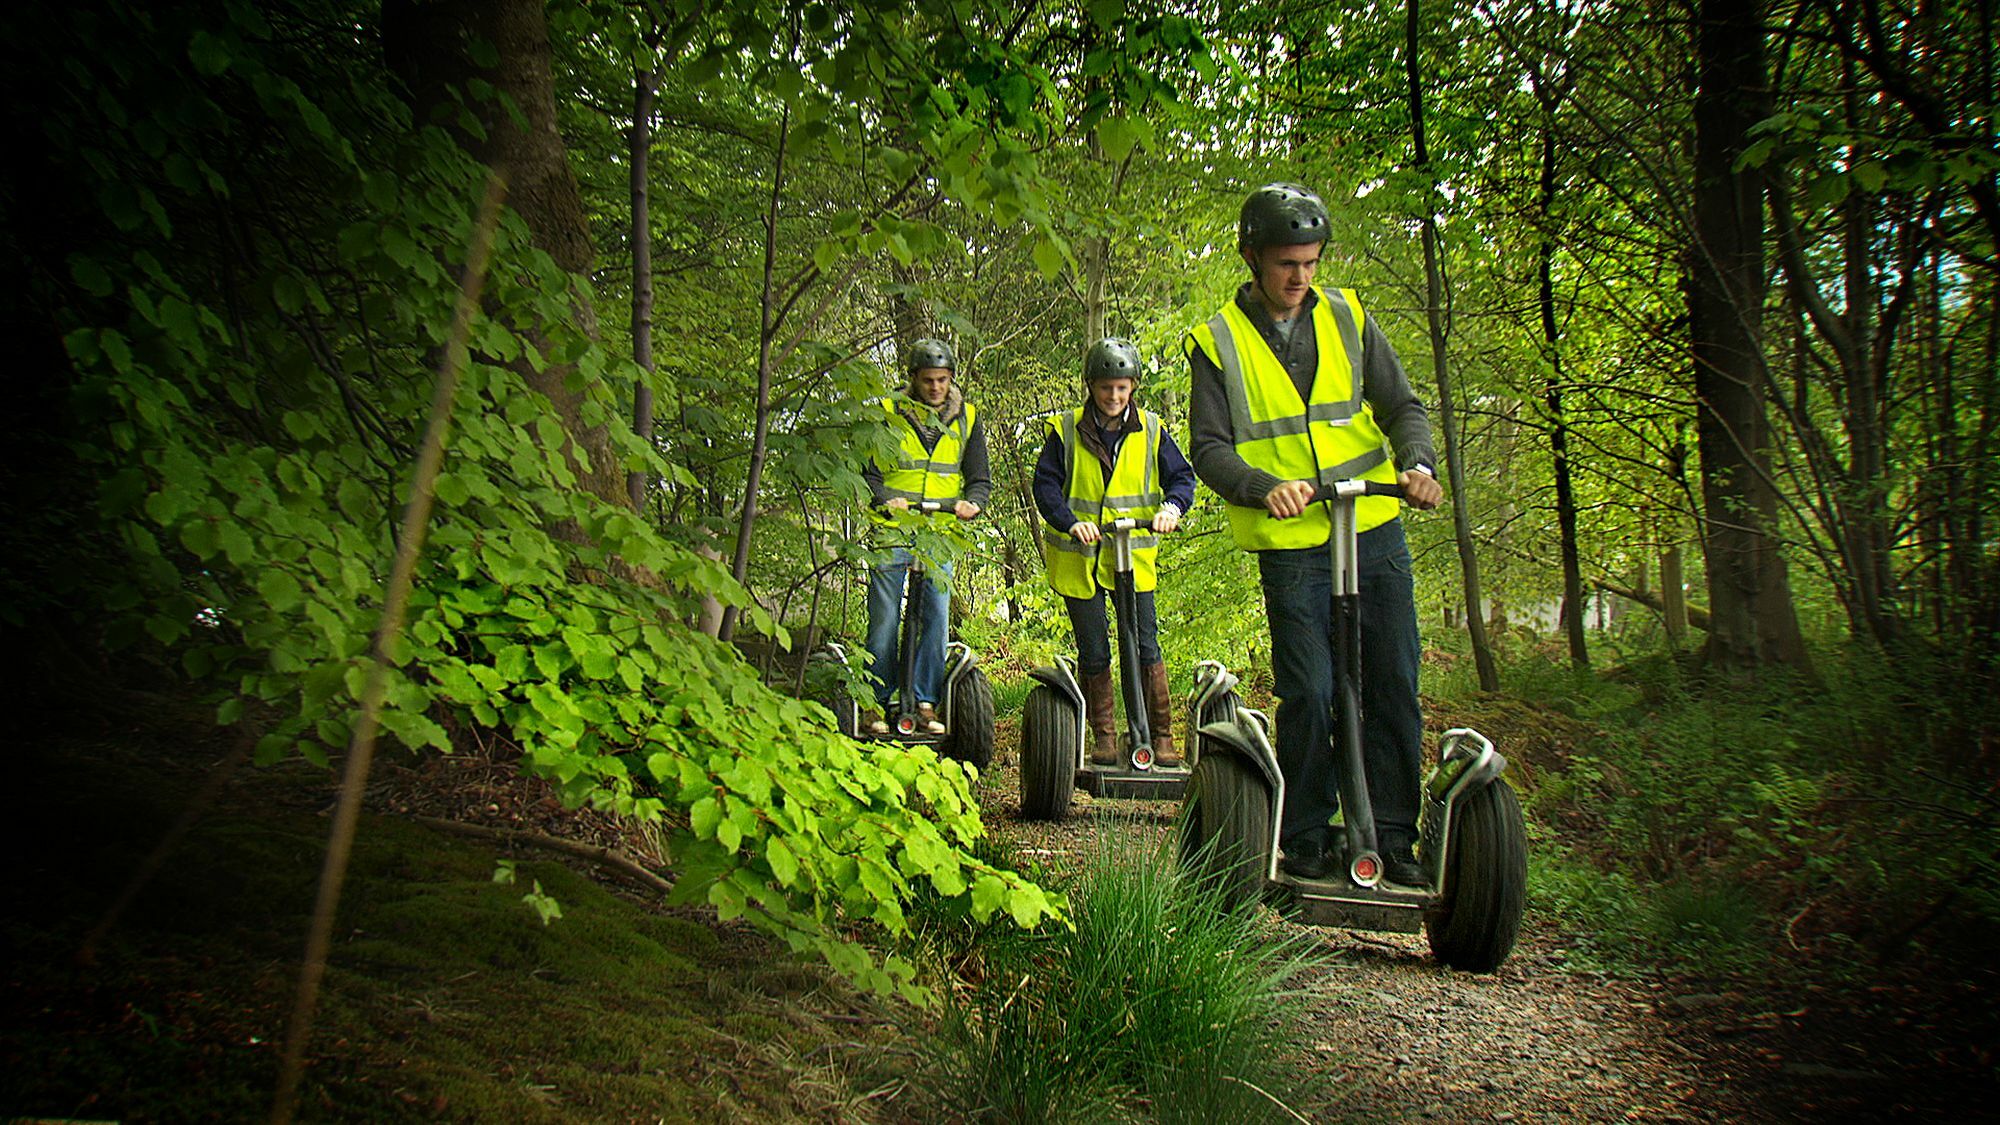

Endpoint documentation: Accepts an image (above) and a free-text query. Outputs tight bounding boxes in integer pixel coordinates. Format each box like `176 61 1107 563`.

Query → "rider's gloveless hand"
1263 479 1317 519
1399 468 1443 511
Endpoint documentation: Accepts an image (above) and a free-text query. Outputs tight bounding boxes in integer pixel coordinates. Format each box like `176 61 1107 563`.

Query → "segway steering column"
1310 478 1405 888
1103 516 1154 769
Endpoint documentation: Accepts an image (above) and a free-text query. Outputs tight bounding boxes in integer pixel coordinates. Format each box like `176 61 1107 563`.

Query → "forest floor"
3 693 1989 1122
975 752 1988 1123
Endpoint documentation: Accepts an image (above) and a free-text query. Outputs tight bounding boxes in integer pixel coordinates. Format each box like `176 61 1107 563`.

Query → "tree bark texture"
1688 0 1811 676
381 0 627 510
628 51 659 512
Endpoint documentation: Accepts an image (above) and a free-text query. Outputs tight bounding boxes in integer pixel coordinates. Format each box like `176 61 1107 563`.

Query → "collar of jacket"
1077 401 1137 470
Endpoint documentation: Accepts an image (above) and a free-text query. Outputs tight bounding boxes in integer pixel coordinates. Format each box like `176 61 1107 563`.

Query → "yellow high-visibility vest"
876 397 976 504
1041 407 1165 597
1184 286 1400 550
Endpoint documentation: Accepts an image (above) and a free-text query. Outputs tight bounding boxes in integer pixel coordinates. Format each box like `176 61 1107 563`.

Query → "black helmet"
1238 182 1330 250
1084 337 1143 384
905 337 956 373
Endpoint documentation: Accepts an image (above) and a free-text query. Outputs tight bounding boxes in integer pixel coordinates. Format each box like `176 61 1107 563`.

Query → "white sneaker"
916 702 945 734
863 709 889 735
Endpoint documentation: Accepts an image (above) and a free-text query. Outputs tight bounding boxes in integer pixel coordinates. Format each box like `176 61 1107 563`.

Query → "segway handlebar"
1098 516 1170 533
1308 479 1406 504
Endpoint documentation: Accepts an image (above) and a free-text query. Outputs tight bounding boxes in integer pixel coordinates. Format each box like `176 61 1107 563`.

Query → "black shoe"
1382 844 1425 887
1280 840 1336 880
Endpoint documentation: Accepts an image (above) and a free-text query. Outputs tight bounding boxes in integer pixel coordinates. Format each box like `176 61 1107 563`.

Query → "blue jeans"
1256 520 1423 853
865 548 952 708
1063 587 1160 675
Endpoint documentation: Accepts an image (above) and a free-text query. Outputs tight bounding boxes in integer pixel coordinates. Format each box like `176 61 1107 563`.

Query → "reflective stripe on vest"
1187 286 1400 549
877 398 976 504
1041 407 1165 598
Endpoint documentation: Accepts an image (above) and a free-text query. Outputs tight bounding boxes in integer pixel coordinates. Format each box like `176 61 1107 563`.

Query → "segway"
814 501 995 770
1019 514 1190 820
1177 479 1527 971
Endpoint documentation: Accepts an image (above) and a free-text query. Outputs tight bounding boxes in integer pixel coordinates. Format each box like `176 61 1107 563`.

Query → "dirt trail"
976 766 1953 1124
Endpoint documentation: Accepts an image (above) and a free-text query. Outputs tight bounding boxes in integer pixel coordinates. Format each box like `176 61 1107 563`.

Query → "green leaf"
1031 235 1067 281
689 795 721 840
188 30 232 76
1096 114 1149 163
970 873 1005 920
258 569 303 613
766 836 799 886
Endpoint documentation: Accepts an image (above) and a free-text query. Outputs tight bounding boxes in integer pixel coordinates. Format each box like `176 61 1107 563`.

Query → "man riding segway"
861 338 990 737
1185 182 1445 887
1033 336 1198 768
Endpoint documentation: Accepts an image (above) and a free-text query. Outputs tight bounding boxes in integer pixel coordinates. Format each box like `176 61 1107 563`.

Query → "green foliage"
917 829 1325 1122
1457 637 2000 974
27 0 1061 1003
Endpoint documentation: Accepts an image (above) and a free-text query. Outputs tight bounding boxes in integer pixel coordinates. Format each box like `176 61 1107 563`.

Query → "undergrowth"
907 826 1327 1123
1438 631 2000 980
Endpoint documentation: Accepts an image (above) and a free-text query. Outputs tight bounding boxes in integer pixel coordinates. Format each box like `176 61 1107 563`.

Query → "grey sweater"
1186 284 1437 509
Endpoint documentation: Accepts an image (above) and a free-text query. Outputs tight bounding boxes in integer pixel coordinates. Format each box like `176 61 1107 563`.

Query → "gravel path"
971 752 1954 1124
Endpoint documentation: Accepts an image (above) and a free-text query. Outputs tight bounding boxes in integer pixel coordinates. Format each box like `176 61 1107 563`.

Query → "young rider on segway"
861 338 990 737
1033 337 1197 768
1185 182 1444 886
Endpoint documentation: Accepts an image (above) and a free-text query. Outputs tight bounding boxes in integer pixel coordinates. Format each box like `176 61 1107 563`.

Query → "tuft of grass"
917 822 1325 1122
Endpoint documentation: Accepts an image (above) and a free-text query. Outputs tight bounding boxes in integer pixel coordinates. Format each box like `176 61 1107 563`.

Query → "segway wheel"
1425 777 1528 972
805 651 858 738
937 666 995 771
1018 685 1077 821
1178 751 1272 911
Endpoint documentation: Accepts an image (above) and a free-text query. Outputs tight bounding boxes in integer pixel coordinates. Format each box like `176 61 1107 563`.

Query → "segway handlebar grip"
1309 479 1407 504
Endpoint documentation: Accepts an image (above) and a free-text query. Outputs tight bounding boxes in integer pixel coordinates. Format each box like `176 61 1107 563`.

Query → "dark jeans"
1256 519 1423 854
865 548 952 707
1063 587 1160 675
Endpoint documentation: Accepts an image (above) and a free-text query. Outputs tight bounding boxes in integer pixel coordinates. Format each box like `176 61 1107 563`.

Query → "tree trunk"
381 0 627 510
1537 117 1588 671
1688 0 1810 677
1661 542 1689 645
719 104 792 644
627 35 660 512
1404 0 1499 691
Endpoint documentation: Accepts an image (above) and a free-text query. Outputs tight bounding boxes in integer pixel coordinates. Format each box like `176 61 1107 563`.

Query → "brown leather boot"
1143 662 1181 768
1082 669 1120 765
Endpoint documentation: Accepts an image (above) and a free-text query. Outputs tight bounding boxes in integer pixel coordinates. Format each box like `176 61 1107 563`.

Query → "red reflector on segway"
1354 856 1378 880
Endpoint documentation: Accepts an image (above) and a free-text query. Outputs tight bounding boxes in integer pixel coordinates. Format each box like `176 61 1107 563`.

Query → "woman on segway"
1032 337 1197 767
